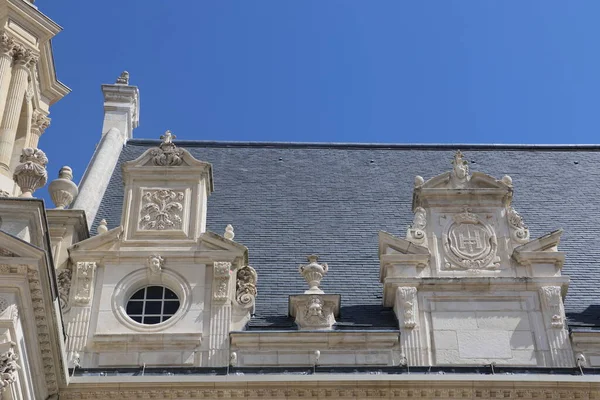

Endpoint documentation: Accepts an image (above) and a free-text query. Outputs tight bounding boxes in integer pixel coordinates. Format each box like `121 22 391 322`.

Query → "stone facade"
0 1 599 400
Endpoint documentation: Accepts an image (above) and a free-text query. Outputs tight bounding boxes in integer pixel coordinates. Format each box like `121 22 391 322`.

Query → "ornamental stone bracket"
290 255 340 330
212 262 232 303
72 262 97 306
234 265 257 309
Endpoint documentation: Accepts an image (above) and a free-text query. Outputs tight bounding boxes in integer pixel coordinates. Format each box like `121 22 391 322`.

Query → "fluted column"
0 33 15 125
29 110 50 148
0 45 36 174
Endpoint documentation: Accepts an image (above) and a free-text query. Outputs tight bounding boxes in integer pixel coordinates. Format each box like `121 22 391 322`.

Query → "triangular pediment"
379 231 429 257
0 230 46 260
198 231 248 263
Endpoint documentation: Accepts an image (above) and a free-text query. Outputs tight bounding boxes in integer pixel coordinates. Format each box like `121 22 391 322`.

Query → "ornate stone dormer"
121 131 213 242
379 150 572 367
290 255 340 330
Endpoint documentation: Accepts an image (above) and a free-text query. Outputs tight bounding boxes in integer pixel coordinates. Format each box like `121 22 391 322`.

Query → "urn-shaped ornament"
299 255 328 294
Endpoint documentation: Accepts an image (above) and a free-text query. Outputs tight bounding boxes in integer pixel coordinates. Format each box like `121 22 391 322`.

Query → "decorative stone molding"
299 255 328 294
115 70 129 85
539 285 564 328
235 265 257 308
150 130 186 166
0 297 7 314
224 224 235 240
58 386 600 400
13 147 48 197
48 166 78 209
507 206 530 243
407 206 427 245
146 254 164 276
73 262 96 306
442 207 500 271
397 287 417 329
213 262 231 302
57 268 72 312
0 343 18 396
138 189 185 230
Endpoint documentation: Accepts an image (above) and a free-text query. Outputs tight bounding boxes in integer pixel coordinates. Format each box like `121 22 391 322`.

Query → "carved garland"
235 266 257 308
138 190 185 230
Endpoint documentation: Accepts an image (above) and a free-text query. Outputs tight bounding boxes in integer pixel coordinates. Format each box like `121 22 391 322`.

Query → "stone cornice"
61 375 600 399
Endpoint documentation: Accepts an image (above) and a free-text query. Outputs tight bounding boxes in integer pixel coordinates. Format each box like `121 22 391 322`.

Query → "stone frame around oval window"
112 268 191 332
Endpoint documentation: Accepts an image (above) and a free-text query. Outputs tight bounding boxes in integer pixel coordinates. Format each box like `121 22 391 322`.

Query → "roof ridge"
125 139 600 151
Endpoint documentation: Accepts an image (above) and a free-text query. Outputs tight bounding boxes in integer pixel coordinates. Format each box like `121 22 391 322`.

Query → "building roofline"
127 139 600 151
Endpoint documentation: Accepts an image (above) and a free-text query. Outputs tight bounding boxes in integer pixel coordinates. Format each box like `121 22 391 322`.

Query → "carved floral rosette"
139 189 185 230
235 266 257 308
442 208 500 271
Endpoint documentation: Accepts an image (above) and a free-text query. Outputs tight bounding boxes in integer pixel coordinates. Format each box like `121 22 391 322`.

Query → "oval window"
125 286 180 325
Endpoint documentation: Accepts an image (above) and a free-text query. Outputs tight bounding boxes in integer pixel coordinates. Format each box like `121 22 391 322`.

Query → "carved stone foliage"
407 207 427 245
299 255 328 294
397 287 417 329
31 109 51 135
73 262 96 306
13 45 37 68
139 189 185 230
539 286 564 329
57 268 72 312
507 207 530 244
212 262 231 303
13 147 48 197
235 266 257 308
150 130 185 167
0 33 15 57
442 208 500 271
0 344 18 395
294 295 337 330
146 254 164 276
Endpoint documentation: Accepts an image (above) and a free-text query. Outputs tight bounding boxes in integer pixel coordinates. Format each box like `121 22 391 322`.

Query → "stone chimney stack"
72 72 139 227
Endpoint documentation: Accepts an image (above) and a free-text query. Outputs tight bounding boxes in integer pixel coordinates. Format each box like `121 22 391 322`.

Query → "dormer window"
126 285 180 325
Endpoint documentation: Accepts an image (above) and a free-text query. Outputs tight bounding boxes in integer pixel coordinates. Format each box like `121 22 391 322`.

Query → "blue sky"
37 1 600 199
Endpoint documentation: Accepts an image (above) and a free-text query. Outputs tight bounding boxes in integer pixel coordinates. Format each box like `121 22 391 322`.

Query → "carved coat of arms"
443 209 499 270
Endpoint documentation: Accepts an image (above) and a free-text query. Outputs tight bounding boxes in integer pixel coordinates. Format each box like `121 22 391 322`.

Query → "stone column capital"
31 110 50 135
13 45 37 68
0 33 15 58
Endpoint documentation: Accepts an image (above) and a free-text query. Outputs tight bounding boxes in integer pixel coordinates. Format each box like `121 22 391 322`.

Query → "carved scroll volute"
407 207 427 246
235 266 257 309
507 207 530 244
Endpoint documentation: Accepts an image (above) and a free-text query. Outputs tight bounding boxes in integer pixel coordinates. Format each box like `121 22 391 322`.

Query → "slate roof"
94 140 600 330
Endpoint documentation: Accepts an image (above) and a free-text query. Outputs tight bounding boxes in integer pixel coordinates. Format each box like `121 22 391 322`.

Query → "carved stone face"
147 255 164 274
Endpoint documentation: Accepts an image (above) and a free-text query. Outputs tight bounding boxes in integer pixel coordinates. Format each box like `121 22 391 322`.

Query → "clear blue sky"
36 1 600 199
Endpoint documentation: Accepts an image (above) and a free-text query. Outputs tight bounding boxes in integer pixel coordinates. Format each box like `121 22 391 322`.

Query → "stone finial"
48 166 78 209
299 255 328 294
224 224 235 240
502 175 513 186
97 219 108 235
414 175 424 187
13 148 48 197
150 130 185 166
115 71 129 85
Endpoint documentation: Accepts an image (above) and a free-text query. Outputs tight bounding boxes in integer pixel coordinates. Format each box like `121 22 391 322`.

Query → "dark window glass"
126 286 180 325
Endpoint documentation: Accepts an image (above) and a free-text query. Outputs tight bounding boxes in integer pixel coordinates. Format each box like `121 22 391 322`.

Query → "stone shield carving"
443 209 499 270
